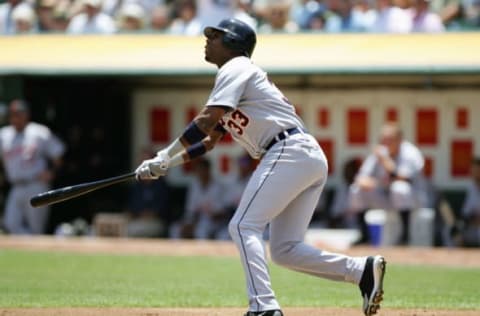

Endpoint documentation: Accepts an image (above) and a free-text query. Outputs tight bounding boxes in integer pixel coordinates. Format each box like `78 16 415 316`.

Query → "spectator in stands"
168 0 202 36
291 0 325 30
169 158 228 239
125 147 170 238
0 0 26 34
117 2 146 32
196 0 234 29
460 158 480 247
233 0 258 30
66 0 116 34
349 122 426 245
36 0 69 32
305 7 326 30
429 0 463 28
12 3 37 33
323 0 355 32
350 0 377 32
149 5 171 32
370 0 413 32
411 0 445 32
258 1 299 33
464 0 480 27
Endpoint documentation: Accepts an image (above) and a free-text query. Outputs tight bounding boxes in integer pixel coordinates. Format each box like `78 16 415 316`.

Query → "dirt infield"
1 236 479 316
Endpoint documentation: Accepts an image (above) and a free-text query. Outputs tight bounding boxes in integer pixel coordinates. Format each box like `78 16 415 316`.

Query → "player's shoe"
359 255 386 316
244 310 283 316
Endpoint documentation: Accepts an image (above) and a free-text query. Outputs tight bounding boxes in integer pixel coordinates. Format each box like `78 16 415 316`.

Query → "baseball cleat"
244 310 284 316
359 255 386 316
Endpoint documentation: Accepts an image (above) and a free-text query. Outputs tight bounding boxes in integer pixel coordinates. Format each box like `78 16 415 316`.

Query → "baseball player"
1 99 65 234
136 19 386 316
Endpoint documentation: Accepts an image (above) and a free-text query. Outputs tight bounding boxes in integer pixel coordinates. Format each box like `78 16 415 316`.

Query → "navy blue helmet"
204 18 257 58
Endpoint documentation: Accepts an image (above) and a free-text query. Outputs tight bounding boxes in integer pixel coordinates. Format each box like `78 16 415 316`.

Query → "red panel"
317 108 330 128
423 156 434 178
347 109 368 145
220 155 230 174
317 138 334 174
219 131 233 144
416 108 438 145
186 106 198 124
456 107 468 129
386 107 398 122
150 108 170 143
451 140 473 177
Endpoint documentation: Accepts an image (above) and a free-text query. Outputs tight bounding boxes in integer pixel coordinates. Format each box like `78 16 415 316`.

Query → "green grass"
0 249 479 309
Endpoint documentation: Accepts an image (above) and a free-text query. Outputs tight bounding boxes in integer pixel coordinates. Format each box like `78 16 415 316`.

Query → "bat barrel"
30 172 136 208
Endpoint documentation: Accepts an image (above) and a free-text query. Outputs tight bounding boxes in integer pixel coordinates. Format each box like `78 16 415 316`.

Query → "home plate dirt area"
1 236 479 316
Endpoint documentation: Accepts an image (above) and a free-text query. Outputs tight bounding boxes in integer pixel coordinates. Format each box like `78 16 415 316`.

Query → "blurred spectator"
349 122 426 245
12 3 37 33
66 0 116 34
196 0 234 29
329 158 362 228
463 0 480 27
371 0 413 32
125 147 170 238
149 4 171 31
429 0 463 28
411 0 445 32
169 158 228 240
291 0 325 30
460 158 480 247
168 0 202 36
233 0 258 30
1 99 65 235
305 7 326 30
36 0 69 32
350 0 377 31
0 0 27 34
117 2 146 32
258 1 299 33
323 0 355 32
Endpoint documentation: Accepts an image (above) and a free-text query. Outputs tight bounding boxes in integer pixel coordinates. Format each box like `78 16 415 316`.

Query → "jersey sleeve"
206 59 251 109
45 133 66 159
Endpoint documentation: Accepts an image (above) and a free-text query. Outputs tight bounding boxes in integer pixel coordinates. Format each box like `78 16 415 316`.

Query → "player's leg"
3 187 29 234
25 183 49 234
269 182 366 283
228 144 324 312
390 180 415 244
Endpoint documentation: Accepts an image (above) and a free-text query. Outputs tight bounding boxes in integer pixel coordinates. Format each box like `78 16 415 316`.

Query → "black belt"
265 127 303 151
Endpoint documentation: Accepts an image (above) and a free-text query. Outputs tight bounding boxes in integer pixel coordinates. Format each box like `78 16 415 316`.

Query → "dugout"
1 33 480 233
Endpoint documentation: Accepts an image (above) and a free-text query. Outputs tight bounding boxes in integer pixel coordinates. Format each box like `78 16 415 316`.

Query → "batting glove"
135 151 169 180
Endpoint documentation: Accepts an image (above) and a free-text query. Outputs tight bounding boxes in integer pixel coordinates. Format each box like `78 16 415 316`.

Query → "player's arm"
168 106 228 167
136 106 228 180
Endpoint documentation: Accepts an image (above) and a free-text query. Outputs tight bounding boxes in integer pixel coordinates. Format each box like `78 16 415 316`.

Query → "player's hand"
135 151 169 180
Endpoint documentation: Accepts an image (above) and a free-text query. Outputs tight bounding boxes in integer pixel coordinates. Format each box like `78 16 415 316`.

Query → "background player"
1 99 65 234
136 19 386 316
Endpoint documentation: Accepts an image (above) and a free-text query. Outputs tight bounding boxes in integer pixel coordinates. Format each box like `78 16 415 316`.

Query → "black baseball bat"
30 172 136 208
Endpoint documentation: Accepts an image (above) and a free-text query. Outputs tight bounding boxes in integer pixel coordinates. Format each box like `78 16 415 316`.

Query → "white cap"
83 0 102 8
119 3 145 20
12 4 36 23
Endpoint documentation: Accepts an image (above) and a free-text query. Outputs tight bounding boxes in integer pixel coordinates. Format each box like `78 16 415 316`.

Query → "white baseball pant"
228 133 367 312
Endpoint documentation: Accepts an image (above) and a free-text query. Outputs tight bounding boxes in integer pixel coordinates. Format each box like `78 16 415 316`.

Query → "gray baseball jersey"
0 122 65 234
206 56 305 159
206 56 367 312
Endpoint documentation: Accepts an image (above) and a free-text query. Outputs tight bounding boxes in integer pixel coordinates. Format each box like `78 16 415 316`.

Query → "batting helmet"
204 18 257 58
